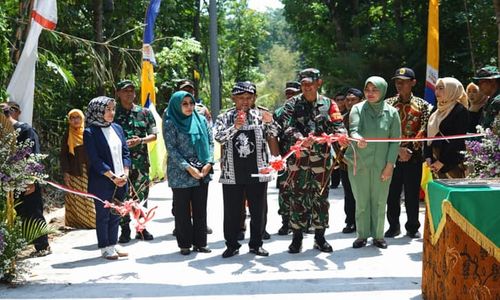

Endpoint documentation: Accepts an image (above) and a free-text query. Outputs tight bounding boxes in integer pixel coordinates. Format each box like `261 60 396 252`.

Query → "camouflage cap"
116 79 135 91
285 81 301 92
298 68 321 83
176 79 195 90
473 66 500 81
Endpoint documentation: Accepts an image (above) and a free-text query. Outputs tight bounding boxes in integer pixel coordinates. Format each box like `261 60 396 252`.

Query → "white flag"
7 0 57 125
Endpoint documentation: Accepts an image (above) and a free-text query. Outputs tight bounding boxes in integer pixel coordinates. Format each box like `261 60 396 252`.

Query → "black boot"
118 224 131 243
278 216 291 235
313 228 333 252
288 230 303 253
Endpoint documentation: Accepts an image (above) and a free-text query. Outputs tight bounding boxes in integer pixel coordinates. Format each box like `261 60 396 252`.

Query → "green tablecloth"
427 181 500 247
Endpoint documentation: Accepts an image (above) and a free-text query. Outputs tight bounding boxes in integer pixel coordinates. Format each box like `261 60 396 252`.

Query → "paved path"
1 170 425 299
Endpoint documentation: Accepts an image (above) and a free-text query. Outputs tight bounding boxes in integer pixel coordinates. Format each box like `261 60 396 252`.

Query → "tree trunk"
393 0 404 48
324 0 346 50
93 0 105 95
193 0 202 98
11 0 34 63
352 0 360 39
493 0 500 69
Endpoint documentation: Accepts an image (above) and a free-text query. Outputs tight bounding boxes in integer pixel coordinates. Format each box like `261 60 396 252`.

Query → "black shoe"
342 224 356 234
384 227 401 238
406 231 421 239
313 240 333 252
249 247 269 256
278 224 291 235
262 230 271 240
31 246 52 257
222 247 239 258
352 238 367 248
288 240 302 253
206 226 213 234
136 229 154 241
193 246 212 253
373 239 388 249
237 230 245 241
288 230 303 254
180 248 191 255
119 232 131 244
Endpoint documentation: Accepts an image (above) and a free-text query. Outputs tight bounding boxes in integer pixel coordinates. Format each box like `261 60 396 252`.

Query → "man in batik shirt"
214 81 279 258
385 67 432 239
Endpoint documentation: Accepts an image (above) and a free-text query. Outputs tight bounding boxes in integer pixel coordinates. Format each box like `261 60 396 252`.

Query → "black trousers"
16 184 49 251
340 169 356 226
386 161 422 233
223 182 267 249
331 168 340 188
172 182 209 249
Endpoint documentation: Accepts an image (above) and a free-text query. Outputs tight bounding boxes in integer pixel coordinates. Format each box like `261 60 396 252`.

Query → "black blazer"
424 103 469 173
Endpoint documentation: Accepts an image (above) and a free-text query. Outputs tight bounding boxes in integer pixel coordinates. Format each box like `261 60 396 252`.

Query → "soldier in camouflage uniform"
280 69 348 253
274 81 301 235
114 80 158 243
472 66 500 129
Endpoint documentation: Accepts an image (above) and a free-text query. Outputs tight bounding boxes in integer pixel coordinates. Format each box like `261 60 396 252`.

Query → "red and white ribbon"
46 180 157 232
257 132 485 176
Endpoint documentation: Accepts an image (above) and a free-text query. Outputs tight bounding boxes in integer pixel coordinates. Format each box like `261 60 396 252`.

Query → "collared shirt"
214 107 279 184
386 94 432 162
115 103 157 169
386 94 432 139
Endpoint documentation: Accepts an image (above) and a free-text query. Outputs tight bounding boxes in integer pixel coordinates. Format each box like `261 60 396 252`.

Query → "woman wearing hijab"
60 109 96 229
163 91 214 255
425 77 469 179
466 82 488 132
84 96 131 260
345 76 401 249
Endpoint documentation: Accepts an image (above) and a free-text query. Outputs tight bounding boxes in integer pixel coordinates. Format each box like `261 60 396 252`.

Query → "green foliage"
0 6 12 99
20 217 57 245
156 37 203 89
0 217 27 283
257 45 300 110
282 0 497 96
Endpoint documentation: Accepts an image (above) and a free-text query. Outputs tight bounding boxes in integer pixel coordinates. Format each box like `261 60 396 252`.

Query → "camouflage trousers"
286 149 332 230
120 167 150 227
277 170 292 217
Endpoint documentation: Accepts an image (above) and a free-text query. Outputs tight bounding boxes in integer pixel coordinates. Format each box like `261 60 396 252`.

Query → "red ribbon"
47 181 157 233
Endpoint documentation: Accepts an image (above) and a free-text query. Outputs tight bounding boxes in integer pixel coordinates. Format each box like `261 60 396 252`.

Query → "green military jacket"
115 103 158 170
480 90 500 128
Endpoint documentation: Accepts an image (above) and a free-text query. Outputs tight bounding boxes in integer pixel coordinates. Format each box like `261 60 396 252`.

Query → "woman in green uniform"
346 76 401 249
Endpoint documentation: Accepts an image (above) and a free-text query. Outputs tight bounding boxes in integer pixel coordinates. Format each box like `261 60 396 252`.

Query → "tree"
493 0 500 68
257 44 300 110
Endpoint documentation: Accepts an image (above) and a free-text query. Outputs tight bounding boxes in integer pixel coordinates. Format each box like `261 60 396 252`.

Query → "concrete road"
1 170 424 299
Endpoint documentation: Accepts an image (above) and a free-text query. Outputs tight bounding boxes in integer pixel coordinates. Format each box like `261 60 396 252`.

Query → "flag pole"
424 0 439 105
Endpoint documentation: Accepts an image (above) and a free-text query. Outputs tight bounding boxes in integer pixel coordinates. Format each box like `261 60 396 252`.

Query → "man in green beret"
473 66 500 129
